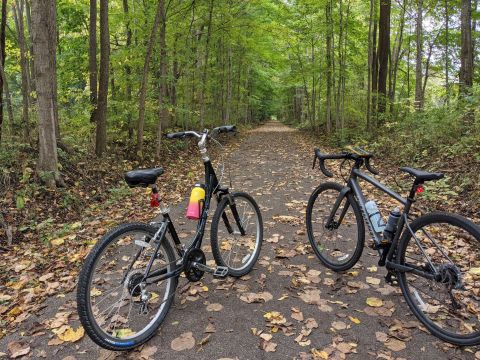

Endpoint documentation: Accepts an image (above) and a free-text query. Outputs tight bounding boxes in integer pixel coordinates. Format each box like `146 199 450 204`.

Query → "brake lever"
312 154 317 170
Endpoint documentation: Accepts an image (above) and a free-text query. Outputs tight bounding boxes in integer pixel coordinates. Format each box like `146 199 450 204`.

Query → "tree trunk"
0 0 6 142
414 0 423 111
155 0 168 159
24 0 34 92
371 16 378 119
366 0 375 129
94 0 109 157
31 0 62 187
325 0 333 134
460 0 474 125
0 54 14 135
444 0 450 104
389 0 406 114
377 0 390 115
136 0 163 157
335 0 344 129
122 0 133 139
199 0 214 127
89 0 97 123
460 0 474 91
13 0 30 141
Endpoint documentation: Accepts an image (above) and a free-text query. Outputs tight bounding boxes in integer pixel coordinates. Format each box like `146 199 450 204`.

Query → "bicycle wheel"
77 223 178 350
306 182 365 271
397 212 480 346
211 192 263 277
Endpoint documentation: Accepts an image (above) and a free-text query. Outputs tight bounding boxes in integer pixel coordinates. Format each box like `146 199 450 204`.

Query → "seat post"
407 181 422 201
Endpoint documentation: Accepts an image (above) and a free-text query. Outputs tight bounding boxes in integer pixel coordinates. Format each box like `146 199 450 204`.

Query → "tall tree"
137 0 163 157
377 0 390 114
94 0 109 157
460 0 474 126
199 0 214 128
460 0 474 93
89 0 97 123
155 0 168 159
0 0 7 142
122 0 133 139
325 0 333 133
415 0 424 111
31 0 62 187
12 0 31 141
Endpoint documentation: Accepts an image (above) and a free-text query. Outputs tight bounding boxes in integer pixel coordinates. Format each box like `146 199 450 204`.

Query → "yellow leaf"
366 297 383 307
469 268 480 276
58 326 84 342
349 316 361 324
263 311 286 325
311 349 329 359
202 286 209 292
50 237 65 246
90 287 102 297
113 328 134 338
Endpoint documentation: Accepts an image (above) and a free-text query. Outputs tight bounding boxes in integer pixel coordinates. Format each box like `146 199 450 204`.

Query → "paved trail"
2 122 475 359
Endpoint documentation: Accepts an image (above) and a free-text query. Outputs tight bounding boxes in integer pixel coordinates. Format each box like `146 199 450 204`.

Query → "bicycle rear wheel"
306 182 365 271
77 223 178 350
211 192 263 277
397 212 480 346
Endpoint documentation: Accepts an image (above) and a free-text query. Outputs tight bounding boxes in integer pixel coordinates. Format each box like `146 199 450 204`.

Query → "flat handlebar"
165 125 236 140
313 147 379 177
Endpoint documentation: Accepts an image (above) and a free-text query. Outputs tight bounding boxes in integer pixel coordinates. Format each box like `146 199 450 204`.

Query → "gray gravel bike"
306 147 480 346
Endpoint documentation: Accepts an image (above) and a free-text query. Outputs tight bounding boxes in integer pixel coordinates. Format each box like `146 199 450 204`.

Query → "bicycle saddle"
400 167 444 182
124 168 164 187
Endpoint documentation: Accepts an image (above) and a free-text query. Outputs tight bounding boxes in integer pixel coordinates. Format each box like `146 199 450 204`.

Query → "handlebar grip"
319 159 334 177
365 158 379 175
314 149 334 177
165 132 186 139
214 125 237 134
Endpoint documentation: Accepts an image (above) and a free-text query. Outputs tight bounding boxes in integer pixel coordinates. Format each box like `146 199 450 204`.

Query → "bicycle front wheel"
77 223 178 350
397 212 480 346
306 182 365 271
211 192 263 277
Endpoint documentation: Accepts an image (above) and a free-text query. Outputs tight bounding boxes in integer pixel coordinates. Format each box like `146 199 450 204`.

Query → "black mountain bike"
306 147 480 346
77 125 263 350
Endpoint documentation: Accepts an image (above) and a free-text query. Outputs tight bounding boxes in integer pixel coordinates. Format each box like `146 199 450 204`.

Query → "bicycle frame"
139 142 245 284
329 161 436 280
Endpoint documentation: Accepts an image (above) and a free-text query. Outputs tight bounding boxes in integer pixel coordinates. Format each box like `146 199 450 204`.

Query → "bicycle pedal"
213 266 228 278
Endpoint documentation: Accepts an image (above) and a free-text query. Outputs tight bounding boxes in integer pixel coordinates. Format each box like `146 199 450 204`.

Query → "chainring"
184 248 206 282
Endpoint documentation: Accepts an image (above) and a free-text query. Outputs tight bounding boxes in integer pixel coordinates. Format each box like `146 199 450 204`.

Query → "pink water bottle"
186 183 205 220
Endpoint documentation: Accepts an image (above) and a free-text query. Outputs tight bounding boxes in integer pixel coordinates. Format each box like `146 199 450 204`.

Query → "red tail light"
150 193 160 207
416 185 424 194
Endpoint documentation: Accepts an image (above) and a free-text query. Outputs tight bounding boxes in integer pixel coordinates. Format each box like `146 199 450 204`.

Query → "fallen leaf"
332 321 347 330
139 345 157 359
366 277 381 285
171 332 195 351
7 342 30 358
240 292 273 303
385 338 406 351
349 316 361 324
206 303 223 312
366 297 384 307
58 326 84 342
264 311 286 325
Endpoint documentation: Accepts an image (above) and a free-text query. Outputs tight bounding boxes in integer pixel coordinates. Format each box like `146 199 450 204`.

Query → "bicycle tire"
211 192 263 277
397 212 480 346
77 222 178 350
306 182 365 271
